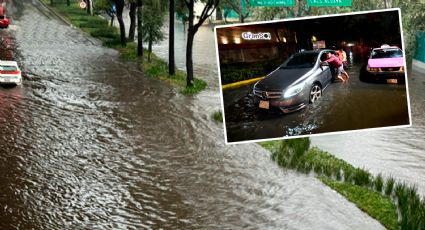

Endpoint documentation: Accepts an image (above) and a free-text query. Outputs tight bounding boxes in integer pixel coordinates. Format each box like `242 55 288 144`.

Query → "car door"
317 52 332 85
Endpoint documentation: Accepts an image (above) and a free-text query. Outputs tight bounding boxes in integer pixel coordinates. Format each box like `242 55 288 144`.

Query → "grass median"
260 139 425 230
41 1 206 95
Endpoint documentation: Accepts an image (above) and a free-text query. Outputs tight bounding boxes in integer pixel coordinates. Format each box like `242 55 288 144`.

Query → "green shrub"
353 168 372 187
374 173 384 193
211 111 223 123
79 19 108 28
385 176 395 196
90 28 117 39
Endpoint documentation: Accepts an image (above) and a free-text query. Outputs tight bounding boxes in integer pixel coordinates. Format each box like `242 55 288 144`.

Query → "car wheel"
309 83 322 103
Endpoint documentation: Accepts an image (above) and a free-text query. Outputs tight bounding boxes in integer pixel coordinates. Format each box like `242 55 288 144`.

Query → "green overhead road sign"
307 0 352 7
250 0 295 7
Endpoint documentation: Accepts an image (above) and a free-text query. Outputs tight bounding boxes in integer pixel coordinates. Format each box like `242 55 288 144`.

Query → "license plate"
387 79 398 84
259 100 269 109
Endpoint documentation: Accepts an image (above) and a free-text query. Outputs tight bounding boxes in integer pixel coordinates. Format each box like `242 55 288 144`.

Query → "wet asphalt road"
223 63 409 143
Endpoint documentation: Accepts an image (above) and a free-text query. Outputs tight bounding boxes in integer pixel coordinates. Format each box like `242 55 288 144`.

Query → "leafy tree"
184 0 220 87
141 0 165 61
221 0 250 22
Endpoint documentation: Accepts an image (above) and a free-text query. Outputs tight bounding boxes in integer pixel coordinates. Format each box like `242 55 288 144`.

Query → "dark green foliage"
385 176 395 196
262 140 425 229
211 111 223 123
141 0 165 61
180 79 207 95
277 138 310 169
374 173 384 193
220 61 281 84
343 167 353 183
353 168 372 187
79 19 108 28
394 183 425 230
90 28 117 39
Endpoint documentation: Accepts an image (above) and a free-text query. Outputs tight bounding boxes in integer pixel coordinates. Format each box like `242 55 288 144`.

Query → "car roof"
0 60 19 66
298 49 332 54
372 46 401 51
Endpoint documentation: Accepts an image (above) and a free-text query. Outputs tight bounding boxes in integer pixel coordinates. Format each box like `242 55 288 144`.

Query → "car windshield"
371 48 403 59
280 53 318 69
0 66 18 71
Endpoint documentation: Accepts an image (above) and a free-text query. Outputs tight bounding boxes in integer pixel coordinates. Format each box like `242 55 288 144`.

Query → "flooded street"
223 64 409 142
0 1 387 229
311 68 425 196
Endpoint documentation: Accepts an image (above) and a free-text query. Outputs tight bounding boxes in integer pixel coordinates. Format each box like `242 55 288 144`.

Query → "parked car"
365 45 405 83
253 50 334 113
0 60 22 85
0 6 9 28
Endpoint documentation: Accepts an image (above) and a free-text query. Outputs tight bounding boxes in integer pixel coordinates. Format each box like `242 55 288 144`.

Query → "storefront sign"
242 32 272 40
307 0 352 7
249 0 295 7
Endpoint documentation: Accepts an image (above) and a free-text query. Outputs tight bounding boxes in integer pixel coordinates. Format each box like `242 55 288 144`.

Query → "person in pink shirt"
322 52 349 82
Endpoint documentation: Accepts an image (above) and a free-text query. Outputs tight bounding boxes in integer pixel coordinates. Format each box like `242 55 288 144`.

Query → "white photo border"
214 8 412 145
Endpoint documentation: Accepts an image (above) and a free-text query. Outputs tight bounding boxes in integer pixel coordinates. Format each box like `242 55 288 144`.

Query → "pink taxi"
366 45 405 83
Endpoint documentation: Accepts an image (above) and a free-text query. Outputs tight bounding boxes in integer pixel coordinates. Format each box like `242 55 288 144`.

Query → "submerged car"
366 45 405 83
0 6 9 29
253 50 334 113
0 60 22 85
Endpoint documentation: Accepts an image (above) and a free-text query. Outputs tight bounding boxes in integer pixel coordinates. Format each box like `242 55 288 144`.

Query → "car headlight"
366 66 379 72
283 83 305 99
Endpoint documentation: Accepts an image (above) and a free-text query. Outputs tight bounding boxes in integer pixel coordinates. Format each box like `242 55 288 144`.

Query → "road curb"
222 77 264 91
36 0 102 46
37 0 74 27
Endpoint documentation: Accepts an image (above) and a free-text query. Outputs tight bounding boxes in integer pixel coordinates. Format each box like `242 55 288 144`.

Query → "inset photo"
215 9 411 144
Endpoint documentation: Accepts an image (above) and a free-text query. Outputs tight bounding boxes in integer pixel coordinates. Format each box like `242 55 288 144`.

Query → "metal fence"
415 31 425 62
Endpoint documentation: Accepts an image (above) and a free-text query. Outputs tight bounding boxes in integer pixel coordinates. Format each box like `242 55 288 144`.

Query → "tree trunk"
87 0 92 15
148 34 153 62
184 0 219 87
297 0 302 17
66 0 70 6
116 0 126 47
186 29 194 87
186 1 195 87
216 7 222 21
239 14 244 23
169 0 175 75
239 5 244 23
110 14 114 27
128 2 137 41
50 0 53 6
137 1 143 57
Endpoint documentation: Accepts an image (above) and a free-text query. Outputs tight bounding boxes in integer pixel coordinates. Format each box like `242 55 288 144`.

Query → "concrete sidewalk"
413 59 425 74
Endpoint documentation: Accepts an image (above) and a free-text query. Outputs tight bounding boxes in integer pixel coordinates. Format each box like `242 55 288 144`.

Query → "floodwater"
223 64 409 142
311 68 425 196
0 1 391 229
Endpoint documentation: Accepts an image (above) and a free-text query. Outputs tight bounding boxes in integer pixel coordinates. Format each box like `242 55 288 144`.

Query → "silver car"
253 50 334 113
